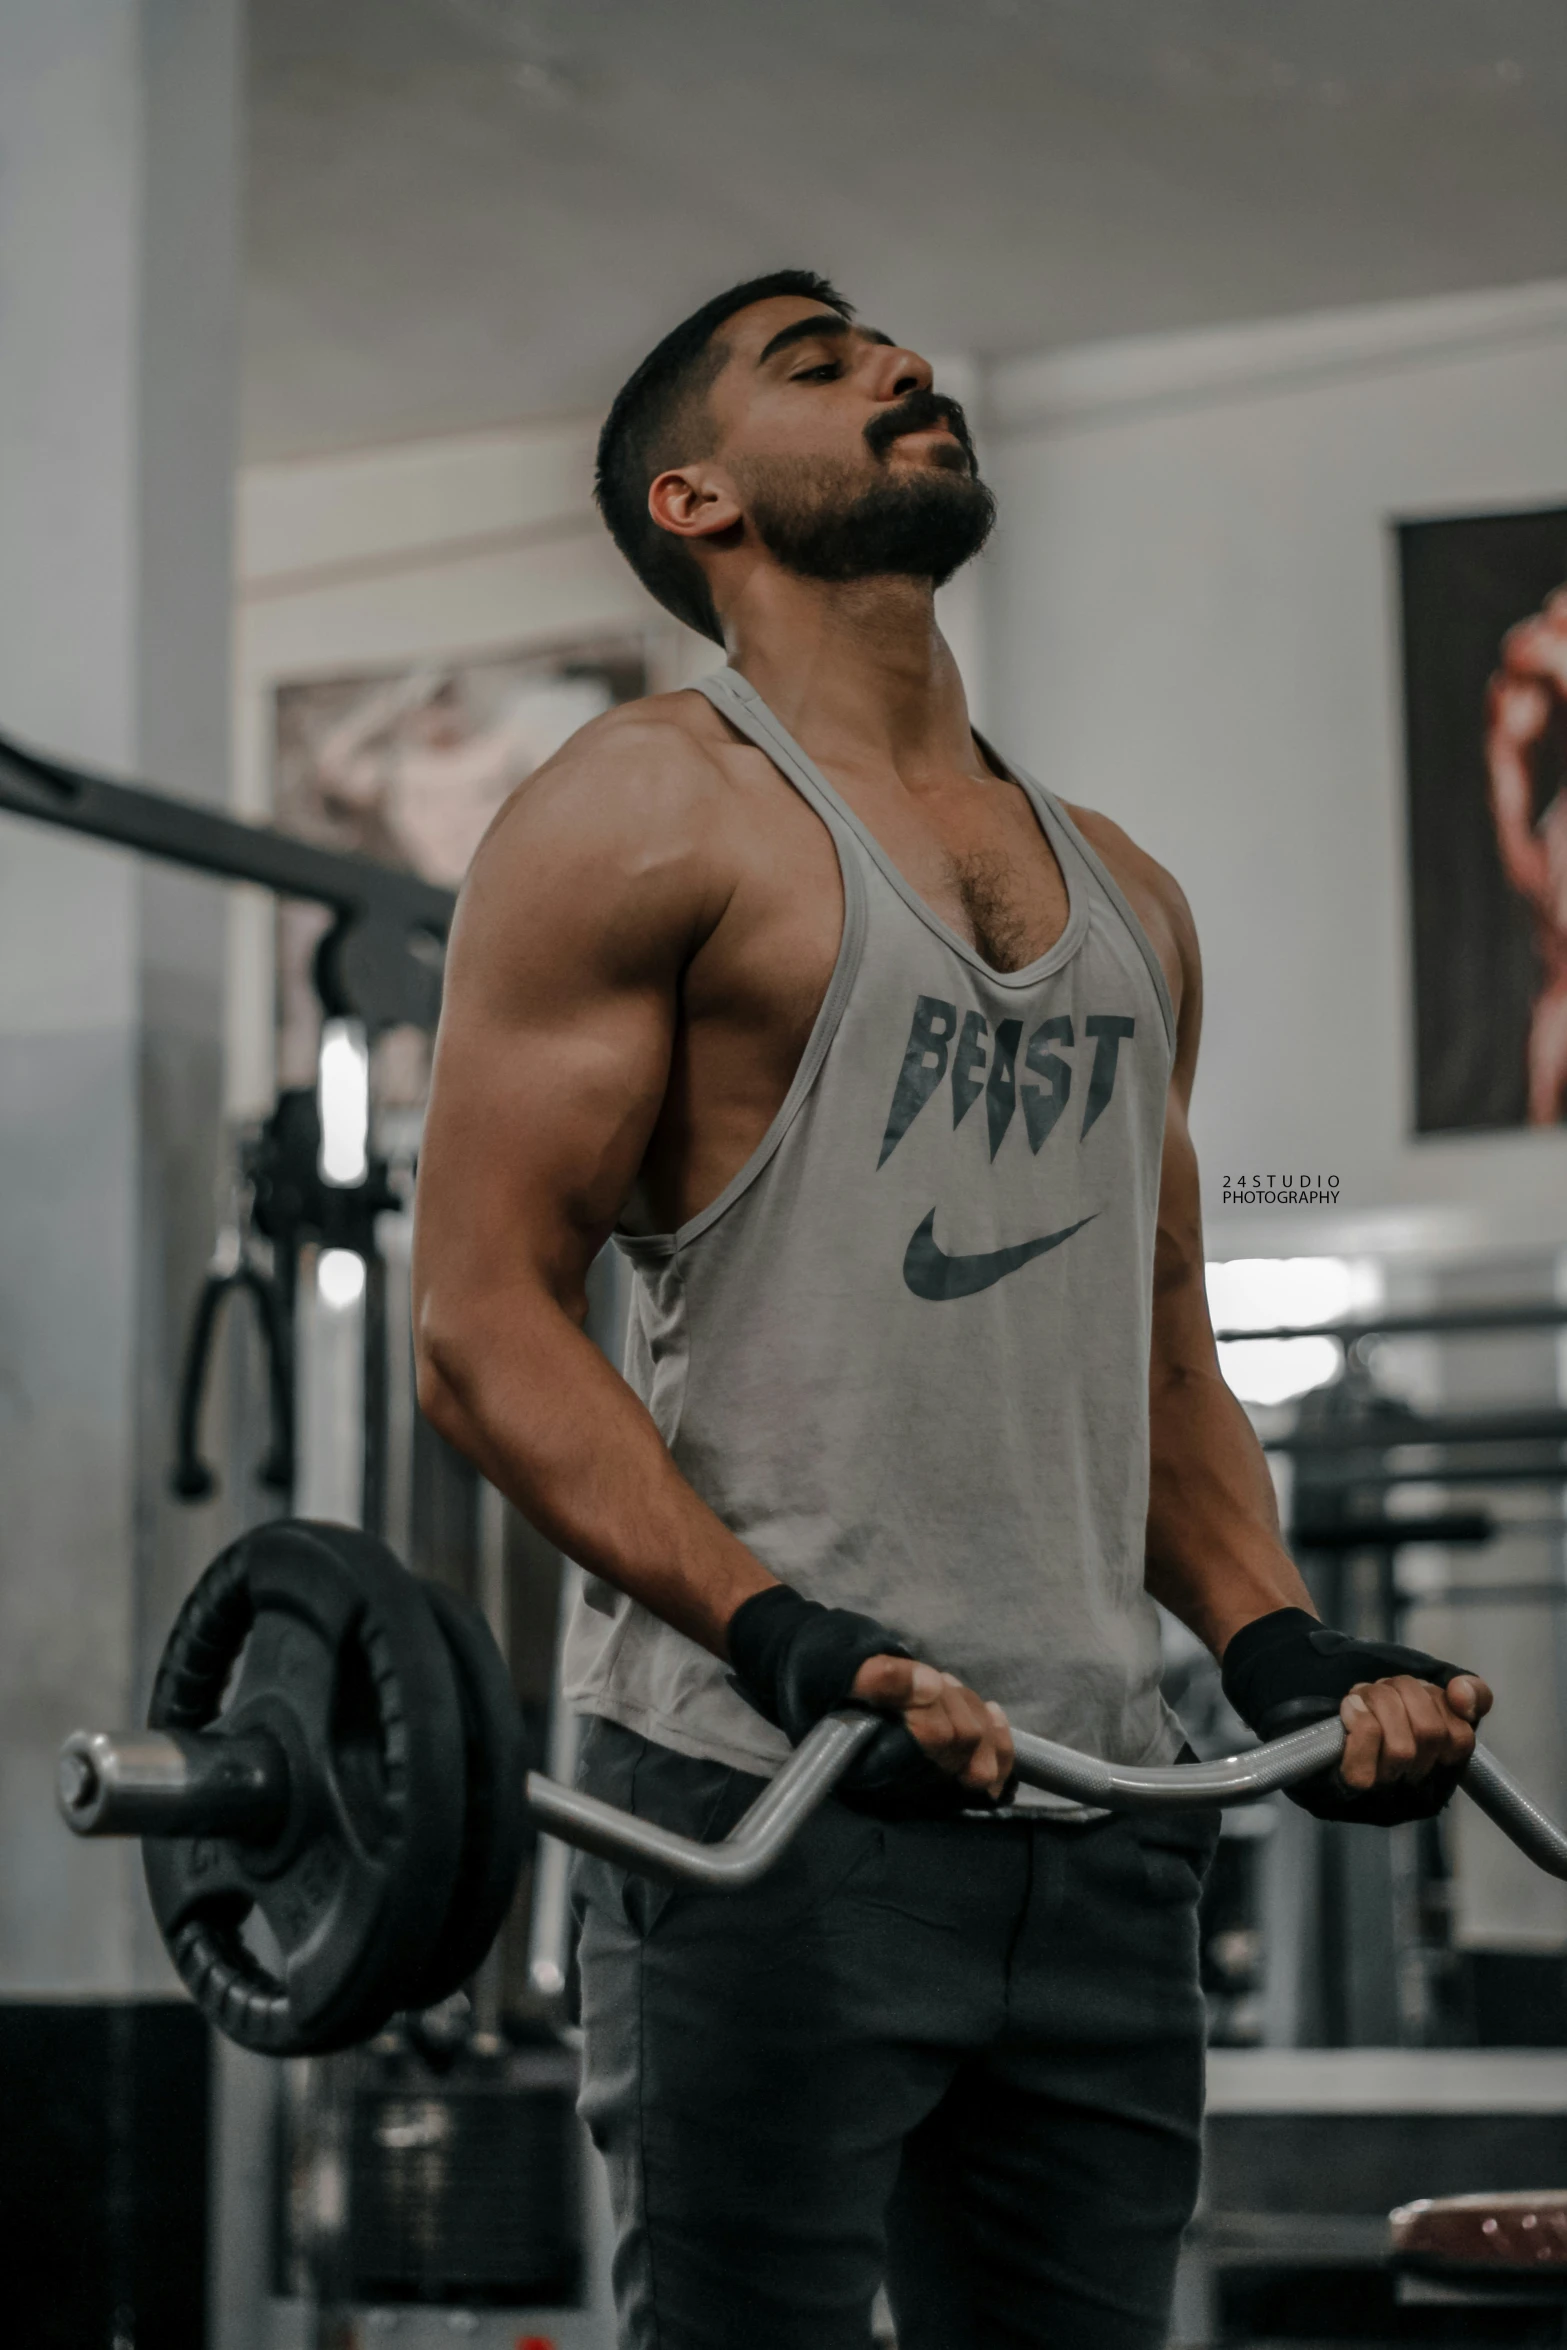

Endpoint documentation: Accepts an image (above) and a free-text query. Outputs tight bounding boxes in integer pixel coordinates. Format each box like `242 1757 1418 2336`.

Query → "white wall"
985 280 1567 1260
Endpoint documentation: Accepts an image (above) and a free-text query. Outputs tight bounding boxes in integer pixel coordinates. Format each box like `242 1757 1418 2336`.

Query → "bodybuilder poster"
1398 504 1567 1134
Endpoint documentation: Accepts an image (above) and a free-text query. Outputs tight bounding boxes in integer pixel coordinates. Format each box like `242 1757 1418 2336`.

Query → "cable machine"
1 727 615 2347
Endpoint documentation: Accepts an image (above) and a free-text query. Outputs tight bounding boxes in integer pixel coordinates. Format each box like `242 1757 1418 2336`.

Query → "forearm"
1144 1361 1315 1658
417 1291 776 1656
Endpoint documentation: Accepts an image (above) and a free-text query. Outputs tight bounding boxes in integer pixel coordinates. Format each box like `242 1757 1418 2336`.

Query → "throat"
950 848 1052 973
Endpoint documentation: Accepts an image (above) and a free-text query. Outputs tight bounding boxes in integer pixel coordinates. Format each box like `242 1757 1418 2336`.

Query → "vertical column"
0 0 241 1993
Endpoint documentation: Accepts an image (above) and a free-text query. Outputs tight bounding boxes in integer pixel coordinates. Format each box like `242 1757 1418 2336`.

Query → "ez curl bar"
58 1519 1567 2058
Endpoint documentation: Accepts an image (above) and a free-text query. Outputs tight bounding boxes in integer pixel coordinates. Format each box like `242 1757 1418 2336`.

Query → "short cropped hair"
595 270 853 645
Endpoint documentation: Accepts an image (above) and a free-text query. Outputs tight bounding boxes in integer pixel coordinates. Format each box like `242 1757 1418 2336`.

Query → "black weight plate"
143 1521 466 2055
404 1581 529 2011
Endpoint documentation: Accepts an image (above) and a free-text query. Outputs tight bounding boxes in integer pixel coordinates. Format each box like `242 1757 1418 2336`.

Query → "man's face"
699 295 995 589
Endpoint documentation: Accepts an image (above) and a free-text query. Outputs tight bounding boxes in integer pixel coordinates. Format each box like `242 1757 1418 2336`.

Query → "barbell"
58 1518 1567 2057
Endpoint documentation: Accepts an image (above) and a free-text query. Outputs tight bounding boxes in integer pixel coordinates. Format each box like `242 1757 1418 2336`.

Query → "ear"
648 463 742 543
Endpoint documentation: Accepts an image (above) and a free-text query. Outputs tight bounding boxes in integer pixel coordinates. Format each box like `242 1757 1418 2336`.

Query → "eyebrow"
755 314 896 367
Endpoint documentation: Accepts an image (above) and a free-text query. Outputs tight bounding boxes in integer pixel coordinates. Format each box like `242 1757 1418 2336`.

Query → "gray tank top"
562 666 1183 1794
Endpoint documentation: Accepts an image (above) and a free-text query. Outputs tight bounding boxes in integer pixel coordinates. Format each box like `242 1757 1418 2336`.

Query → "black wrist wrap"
1221 1607 1469 1825
727 1584 911 1742
725 1585 992 1820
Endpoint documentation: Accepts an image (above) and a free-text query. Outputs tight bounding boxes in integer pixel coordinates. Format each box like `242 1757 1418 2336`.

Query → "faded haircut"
595 270 853 645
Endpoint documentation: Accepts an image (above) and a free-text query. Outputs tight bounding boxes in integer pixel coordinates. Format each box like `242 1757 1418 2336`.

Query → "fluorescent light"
318 1018 369 1186
1218 1335 1342 1408
318 1248 366 1311
1206 1255 1381 1334
1206 1255 1382 1406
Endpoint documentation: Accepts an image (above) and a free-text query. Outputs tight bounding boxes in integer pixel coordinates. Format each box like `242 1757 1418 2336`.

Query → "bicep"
414 761 708 1330
419 934 672 1314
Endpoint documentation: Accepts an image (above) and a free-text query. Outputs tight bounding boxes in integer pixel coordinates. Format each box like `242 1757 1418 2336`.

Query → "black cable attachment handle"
171 1261 294 1502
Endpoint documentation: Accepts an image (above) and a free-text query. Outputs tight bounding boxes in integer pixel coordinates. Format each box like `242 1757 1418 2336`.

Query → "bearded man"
413 271 1490 2350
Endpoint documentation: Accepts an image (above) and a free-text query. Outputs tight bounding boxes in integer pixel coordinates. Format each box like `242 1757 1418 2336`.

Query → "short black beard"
738 388 996 590
747 464 996 588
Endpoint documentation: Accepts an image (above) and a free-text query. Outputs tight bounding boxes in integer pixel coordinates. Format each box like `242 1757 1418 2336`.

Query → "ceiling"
244 0 1567 460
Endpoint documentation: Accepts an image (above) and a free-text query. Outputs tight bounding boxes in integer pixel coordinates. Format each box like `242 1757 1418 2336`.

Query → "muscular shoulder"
1062 802 1201 1052
449 690 748 997
500 689 738 845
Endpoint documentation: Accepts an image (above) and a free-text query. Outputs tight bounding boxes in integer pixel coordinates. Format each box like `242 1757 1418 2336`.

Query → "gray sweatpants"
571 1717 1217 2350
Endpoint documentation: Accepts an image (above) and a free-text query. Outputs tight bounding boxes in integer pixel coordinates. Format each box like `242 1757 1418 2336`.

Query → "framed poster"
271 636 646 1099
1398 506 1567 1133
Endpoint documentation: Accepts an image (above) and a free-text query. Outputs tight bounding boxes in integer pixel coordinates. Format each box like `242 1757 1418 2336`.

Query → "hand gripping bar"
521 1713 1567 1890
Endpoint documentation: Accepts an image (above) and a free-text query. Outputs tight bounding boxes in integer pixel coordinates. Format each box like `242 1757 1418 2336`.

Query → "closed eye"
791 362 842 383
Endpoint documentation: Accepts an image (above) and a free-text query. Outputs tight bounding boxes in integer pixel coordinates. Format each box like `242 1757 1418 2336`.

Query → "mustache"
864 388 977 469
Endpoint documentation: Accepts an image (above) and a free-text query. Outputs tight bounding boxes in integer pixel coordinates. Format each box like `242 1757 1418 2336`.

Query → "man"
413 270 1492 2350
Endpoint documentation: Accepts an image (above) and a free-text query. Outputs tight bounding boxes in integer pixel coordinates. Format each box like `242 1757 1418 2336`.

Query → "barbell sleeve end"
57 1727 291 1842
58 1731 117 1833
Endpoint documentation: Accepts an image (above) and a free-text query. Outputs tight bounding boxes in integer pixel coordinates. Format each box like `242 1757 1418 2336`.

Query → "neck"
719 570 980 780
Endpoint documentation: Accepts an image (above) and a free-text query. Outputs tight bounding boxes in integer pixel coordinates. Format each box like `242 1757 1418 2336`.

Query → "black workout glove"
726 1584 989 1819
1221 1607 1471 1825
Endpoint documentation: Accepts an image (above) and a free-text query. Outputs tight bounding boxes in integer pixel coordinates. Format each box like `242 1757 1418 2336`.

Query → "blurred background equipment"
0 719 620 2340
1168 1255 1567 2339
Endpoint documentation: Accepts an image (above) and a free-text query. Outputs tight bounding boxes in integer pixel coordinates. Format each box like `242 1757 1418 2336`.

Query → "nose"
865 342 932 403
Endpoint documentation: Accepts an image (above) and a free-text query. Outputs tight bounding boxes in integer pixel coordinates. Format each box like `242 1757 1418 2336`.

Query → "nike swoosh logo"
902 1208 1096 1301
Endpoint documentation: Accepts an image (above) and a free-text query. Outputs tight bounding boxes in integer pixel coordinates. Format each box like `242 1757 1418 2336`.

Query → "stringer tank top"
562 666 1183 1795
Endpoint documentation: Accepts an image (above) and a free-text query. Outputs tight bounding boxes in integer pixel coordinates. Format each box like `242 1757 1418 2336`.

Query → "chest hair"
949 846 1044 974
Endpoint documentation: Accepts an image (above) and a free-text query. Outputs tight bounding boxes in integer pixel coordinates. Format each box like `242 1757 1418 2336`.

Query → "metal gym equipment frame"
0 727 455 1034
